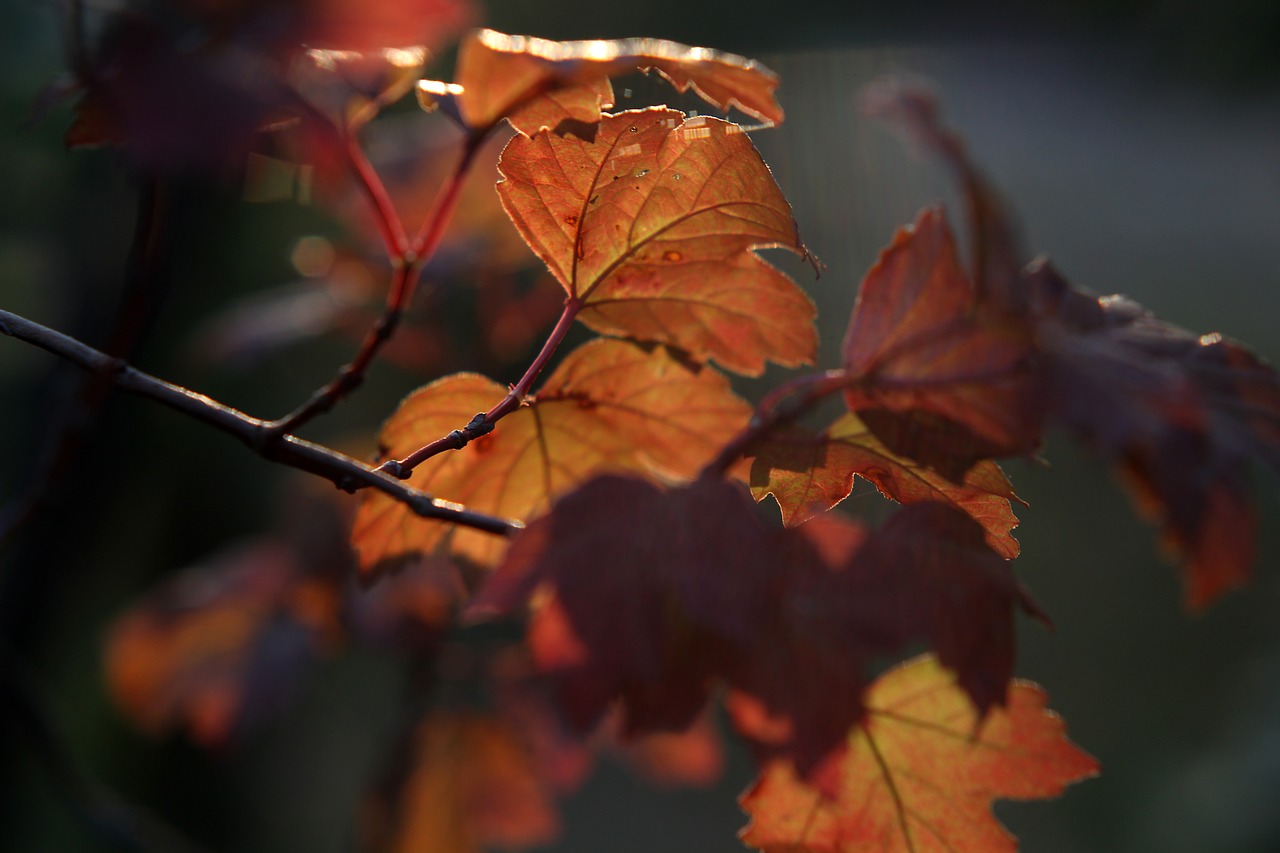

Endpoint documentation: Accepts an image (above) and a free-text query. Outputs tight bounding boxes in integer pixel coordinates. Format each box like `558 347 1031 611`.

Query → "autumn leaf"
374 714 559 853
291 46 429 130
1027 260 1280 608
417 29 783 136
350 338 752 574
857 80 1280 607
497 107 815 375
104 540 339 745
749 412 1022 558
471 475 1040 777
842 206 1039 478
739 655 1098 853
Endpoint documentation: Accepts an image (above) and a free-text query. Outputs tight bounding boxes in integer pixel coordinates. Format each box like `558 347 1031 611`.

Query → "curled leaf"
421 29 783 135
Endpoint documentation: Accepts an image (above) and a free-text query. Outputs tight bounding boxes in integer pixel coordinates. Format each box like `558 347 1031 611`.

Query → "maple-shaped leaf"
373 713 559 853
104 540 339 745
497 107 815 375
749 412 1021 558
471 475 1040 778
739 655 1098 853
842 206 1039 478
417 29 783 136
350 338 751 574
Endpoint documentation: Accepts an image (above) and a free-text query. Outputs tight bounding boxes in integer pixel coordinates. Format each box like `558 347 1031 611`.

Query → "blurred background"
3 0 1280 850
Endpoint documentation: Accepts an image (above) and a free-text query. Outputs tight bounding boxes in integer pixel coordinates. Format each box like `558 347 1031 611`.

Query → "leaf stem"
0 308 522 538
381 296 583 477
701 369 851 478
264 131 486 437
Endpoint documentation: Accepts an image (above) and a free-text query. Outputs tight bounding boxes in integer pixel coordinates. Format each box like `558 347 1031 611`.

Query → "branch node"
378 459 408 479
465 412 494 437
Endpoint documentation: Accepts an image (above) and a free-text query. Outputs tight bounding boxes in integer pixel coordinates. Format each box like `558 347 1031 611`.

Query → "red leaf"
497 108 815 375
471 475 1039 778
739 655 1098 853
1028 260 1280 608
749 412 1022 558
842 206 1039 476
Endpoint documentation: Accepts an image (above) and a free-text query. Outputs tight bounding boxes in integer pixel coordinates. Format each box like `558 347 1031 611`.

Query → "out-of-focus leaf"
418 29 783 135
292 46 429 128
350 338 751 574
498 108 815 375
375 714 559 853
104 541 339 745
739 655 1098 853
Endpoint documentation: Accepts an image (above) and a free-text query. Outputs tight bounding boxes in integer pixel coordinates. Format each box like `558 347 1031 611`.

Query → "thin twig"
265 131 487 437
380 297 582 478
0 644 210 853
700 369 851 479
0 309 522 538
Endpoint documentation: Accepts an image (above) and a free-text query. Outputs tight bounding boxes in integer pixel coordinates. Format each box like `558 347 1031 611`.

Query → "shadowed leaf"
471 476 1038 778
749 412 1021 557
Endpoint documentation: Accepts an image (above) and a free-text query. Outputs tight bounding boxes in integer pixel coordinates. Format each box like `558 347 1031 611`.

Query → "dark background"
3 0 1280 850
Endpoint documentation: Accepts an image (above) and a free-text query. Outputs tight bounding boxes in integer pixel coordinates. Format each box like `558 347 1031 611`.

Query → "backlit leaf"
739 655 1098 853
842 206 1039 478
498 108 815 375
749 412 1021 557
419 29 783 135
350 338 751 574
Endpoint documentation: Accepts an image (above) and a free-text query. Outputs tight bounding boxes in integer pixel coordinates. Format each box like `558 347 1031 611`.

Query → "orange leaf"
739 655 1098 853
351 338 751 574
381 714 559 853
421 29 783 135
498 107 814 375
749 412 1022 558
104 541 338 745
843 206 1039 478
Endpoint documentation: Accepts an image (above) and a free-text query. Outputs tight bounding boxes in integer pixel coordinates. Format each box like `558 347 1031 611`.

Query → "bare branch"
0 308 522 539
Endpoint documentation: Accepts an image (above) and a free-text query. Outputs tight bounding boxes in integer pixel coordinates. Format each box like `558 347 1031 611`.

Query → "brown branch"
0 308 522 538
379 296 582 479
